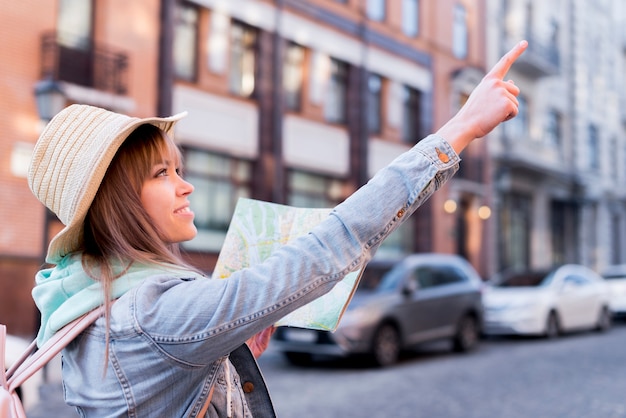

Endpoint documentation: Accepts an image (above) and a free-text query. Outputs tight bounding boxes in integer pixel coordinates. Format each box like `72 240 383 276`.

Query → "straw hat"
28 104 187 264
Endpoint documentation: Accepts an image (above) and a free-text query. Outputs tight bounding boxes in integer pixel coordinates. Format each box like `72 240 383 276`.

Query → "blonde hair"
81 124 197 365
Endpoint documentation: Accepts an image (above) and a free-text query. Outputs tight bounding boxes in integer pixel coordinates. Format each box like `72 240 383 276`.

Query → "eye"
155 168 168 177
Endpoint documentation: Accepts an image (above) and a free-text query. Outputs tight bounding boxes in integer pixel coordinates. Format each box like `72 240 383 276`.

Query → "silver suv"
273 253 484 367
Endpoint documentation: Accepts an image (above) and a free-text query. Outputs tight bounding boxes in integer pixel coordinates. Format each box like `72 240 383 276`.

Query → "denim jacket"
59 134 459 417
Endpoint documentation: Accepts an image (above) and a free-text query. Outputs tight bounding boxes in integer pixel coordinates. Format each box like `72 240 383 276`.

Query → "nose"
177 176 194 196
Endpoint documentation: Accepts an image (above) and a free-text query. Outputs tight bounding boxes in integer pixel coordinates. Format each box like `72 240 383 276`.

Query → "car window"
603 274 626 280
413 265 467 289
564 275 590 286
495 270 553 287
358 263 395 291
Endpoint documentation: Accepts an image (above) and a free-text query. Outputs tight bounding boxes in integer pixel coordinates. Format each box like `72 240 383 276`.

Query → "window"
183 149 251 251
610 137 618 180
551 200 578 265
401 85 422 143
57 0 93 48
499 193 531 270
366 0 386 21
283 42 305 111
549 18 559 49
545 109 561 147
367 74 382 134
229 21 257 97
564 275 591 287
402 0 419 37
56 0 95 88
615 144 626 179
414 265 466 289
287 170 343 208
324 58 349 124
588 124 600 170
611 214 622 264
452 4 468 59
174 3 199 81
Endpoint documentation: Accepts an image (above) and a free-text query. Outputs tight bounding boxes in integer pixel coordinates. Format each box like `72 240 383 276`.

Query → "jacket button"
242 381 255 393
397 209 405 218
436 147 450 163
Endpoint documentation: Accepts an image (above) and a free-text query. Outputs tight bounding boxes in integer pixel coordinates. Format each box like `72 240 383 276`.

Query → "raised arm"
438 40 528 154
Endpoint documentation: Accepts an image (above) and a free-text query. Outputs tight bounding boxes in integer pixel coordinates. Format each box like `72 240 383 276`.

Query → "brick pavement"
19 354 78 417
26 382 78 418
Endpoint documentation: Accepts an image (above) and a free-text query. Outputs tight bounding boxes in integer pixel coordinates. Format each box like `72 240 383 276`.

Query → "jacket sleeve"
129 134 460 365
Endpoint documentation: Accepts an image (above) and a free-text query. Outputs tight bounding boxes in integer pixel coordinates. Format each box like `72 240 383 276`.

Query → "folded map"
212 198 363 331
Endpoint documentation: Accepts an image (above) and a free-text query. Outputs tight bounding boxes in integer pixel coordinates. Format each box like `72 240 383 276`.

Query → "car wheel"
283 351 313 366
453 314 479 353
544 311 560 339
596 306 612 332
371 323 401 367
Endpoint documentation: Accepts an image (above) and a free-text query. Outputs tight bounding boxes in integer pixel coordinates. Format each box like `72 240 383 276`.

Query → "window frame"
545 109 561 147
287 169 344 209
229 20 258 98
588 124 600 170
452 3 468 59
401 0 419 37
324 57 349 124
173 2 200 82
366 0 386 21
181 147 252 251
401 84 422 144
367 73 383 134
283 42 305 112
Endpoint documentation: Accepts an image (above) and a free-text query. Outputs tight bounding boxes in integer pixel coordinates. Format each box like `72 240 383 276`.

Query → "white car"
483 264 612 338
601 264 626 318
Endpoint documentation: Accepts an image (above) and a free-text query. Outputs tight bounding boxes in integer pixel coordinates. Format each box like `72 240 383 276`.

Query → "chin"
182 229 198 242
170 229 198 244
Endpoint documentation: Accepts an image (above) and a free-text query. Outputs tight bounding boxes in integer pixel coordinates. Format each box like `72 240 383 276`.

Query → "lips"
174 205 192 215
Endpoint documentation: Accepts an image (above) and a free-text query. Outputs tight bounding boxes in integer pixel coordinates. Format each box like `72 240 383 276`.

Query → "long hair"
81 124 198 365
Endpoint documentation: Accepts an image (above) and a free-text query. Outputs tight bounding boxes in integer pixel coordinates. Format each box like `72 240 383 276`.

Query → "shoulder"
106 274 203 333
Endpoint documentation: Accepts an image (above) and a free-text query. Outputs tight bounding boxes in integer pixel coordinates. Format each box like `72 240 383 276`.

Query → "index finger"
487 40 528 80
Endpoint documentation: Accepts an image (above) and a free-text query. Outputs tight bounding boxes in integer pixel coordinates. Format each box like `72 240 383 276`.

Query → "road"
259 322 626 418
27 322 626 417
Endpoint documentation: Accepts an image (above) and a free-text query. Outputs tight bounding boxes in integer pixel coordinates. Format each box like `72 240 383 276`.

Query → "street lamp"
34 79 65 122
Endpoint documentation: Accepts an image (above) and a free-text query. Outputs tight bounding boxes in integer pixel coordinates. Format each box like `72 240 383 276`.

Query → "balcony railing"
40 31 129 95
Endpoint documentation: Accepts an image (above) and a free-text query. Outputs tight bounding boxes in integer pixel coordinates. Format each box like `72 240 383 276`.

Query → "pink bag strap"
5 306 105 391
1 324 8 389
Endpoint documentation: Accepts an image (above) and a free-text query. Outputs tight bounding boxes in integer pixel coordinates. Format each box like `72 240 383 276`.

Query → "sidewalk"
24 354 78 418
27 381 77 418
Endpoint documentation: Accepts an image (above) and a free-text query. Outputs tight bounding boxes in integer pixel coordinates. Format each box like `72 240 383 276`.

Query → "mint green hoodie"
32 253 203 346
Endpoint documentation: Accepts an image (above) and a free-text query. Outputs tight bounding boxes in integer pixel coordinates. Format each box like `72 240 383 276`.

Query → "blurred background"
1 0 626 341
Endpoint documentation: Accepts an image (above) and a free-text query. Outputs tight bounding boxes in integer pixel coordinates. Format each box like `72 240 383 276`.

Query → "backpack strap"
6 306 105 391
1 324 8 388
2 324 26 418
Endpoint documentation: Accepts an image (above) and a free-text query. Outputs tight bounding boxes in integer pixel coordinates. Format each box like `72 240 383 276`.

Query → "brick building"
0 0 491 337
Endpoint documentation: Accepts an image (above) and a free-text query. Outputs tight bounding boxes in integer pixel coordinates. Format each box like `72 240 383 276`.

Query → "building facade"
486 0 626 272
0 0 491 336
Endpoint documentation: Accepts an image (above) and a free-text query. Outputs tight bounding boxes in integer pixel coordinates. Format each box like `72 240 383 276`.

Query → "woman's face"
140 156 197 244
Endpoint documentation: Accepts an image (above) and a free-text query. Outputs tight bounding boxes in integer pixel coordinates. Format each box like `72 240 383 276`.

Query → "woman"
28 41 527 417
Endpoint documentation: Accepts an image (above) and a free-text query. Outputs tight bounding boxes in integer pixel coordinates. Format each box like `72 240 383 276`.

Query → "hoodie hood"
32 253 203 346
